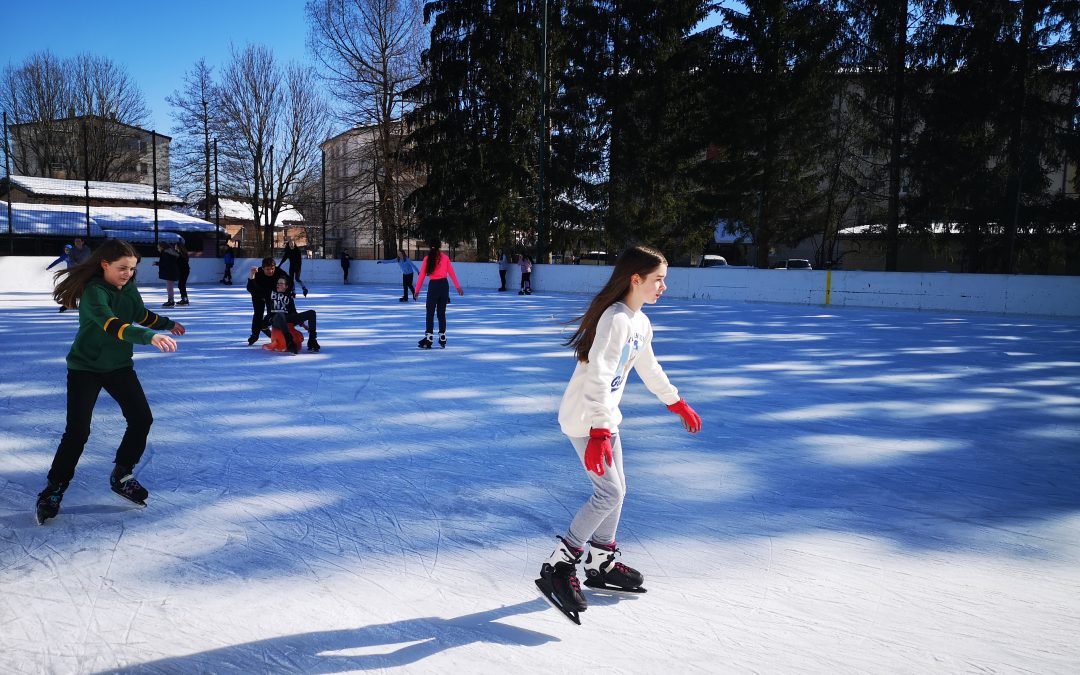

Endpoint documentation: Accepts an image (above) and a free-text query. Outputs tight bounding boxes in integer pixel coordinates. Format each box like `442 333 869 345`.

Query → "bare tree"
167 60 218 215
1 50 150 182
217 44 330 253
307 0 424 256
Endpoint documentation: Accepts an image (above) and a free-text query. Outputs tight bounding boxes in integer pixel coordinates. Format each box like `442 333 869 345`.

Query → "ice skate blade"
111 489 147 508
583 578 647 593
534 577 582 625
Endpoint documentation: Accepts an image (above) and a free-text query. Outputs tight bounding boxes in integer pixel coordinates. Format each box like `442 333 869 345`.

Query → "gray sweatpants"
565 433 626 550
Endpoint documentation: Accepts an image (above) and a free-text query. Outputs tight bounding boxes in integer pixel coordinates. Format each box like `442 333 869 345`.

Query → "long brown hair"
564 245 667 362
53 239 140 309
425 239 442 275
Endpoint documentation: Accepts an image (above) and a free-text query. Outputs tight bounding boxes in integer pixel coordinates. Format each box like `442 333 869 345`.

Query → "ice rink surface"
1 282 1078 674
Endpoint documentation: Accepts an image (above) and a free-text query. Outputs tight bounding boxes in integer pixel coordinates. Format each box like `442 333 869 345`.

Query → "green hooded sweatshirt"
67 277 175 372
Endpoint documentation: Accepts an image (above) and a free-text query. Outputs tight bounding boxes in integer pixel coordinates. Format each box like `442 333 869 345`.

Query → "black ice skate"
438 333 446 349
583 540 646 593
248 333 259 345
35 480 68 525
418 333 434 349
535 536 587 624
307 336 321 352
110 466 148 506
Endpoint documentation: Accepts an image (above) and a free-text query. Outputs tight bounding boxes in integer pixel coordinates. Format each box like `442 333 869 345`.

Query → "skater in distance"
414 239 463 349
377 249 420 301
537 245 702 624
35 239 186 524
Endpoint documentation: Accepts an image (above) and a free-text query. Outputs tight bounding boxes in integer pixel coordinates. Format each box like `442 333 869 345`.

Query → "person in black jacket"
154 243 180 307
246 257 290 345
176 241 191 305
268 277 320 353
280 239 309 296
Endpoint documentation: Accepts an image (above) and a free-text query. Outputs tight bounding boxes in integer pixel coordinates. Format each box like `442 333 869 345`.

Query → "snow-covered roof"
213 197 305 224
93 207 219 233
0 203 105 237
0 202 219 237
7 175 184 205
100 229 184 244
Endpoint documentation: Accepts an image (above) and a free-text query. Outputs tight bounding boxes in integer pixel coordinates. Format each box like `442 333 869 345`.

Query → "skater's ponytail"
564 245 667 363
425 239 442 275
53 239 140 309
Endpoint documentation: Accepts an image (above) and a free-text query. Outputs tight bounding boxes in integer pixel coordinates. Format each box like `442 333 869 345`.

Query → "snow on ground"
1 282 1079 674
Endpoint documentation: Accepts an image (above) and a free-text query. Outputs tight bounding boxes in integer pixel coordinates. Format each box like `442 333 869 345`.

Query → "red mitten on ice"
584 428 613 476
667 399 702 433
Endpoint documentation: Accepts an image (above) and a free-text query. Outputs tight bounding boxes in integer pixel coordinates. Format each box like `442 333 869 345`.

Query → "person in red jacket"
413 239 463 349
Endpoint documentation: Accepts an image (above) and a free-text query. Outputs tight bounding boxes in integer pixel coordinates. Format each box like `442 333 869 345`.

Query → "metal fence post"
152 130 159 246
3 111 13 253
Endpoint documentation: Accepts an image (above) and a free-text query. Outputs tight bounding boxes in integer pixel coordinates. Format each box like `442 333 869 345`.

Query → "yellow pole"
825 269 832 306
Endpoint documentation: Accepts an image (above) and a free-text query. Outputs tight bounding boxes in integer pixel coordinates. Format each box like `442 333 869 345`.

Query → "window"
140 140 148 153
139 162 148 175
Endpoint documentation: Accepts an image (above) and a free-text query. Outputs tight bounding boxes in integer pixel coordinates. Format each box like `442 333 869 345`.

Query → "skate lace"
568 568 582 592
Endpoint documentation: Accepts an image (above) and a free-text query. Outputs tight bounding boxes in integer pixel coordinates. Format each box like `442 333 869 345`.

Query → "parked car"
578 251 610 265
699 254 729 268
773 259 813 270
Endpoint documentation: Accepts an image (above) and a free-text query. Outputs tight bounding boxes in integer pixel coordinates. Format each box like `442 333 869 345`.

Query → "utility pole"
536 0 549 264
151 130 159 246
82 120 91 240
3 112 12 253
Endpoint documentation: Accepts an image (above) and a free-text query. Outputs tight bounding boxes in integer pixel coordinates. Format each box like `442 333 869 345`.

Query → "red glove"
584 428 613 476
667 399 702 433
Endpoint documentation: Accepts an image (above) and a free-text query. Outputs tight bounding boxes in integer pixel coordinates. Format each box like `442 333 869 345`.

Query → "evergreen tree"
707 0 848 268
908 0 1079 273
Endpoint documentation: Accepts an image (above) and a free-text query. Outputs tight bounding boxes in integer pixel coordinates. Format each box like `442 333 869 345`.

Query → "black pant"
251 297 268 335
402 273 414 299
178 269 189 299
499 269 507 290
223 264 233 283
48 367 153 484
425 278 449 334
341 266 350 283
288 264 304 286
272 310 317 339
520 271 532 291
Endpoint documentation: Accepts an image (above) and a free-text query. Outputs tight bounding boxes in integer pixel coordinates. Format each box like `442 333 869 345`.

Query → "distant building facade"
5 115 171 190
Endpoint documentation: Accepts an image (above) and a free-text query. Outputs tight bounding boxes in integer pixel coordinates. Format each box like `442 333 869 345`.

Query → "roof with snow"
210 197 305 224
6 175 184 205
0 202 220 237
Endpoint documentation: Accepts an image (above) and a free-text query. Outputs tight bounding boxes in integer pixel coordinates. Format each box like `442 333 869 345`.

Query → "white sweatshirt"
558 302 681 437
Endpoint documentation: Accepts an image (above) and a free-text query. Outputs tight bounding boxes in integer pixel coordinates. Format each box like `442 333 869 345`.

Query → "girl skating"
36 239 186 524
536 245 702 623
413 239 463 348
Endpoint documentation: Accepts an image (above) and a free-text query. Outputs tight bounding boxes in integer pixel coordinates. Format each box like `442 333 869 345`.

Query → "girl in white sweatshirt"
538 245 702 619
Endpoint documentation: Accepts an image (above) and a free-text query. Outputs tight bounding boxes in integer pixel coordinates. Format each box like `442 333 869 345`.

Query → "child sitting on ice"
268 277 320 353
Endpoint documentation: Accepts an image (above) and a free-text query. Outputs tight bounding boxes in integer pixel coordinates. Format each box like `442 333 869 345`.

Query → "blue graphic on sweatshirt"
609 333 643 391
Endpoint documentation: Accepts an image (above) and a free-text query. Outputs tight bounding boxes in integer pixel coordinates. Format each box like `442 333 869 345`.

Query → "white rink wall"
3 255 1079 317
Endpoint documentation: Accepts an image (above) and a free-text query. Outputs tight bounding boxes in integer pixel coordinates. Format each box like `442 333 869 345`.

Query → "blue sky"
1 0 313 136
2 1 726 138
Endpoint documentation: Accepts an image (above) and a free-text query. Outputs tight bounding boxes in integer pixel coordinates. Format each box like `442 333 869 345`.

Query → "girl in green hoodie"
35 239 186 525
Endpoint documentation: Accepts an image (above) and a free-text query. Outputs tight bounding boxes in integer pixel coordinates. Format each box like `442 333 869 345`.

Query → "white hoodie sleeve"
632 318 681 406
